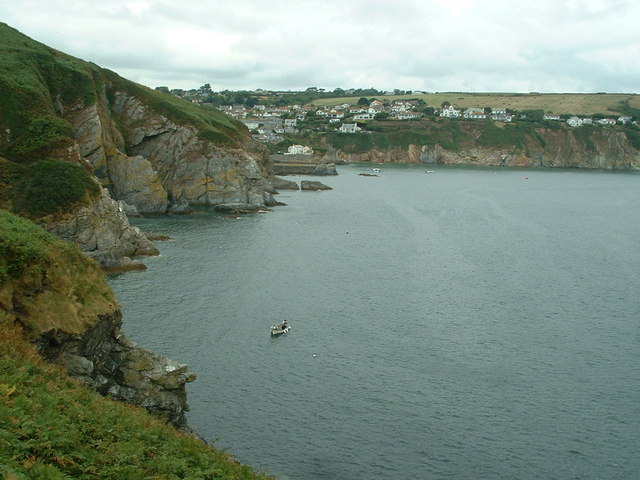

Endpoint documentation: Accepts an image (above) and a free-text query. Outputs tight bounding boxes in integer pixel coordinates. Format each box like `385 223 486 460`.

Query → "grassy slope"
0 326 274 480
312 92 640 116
0 210 274 479
0 22 248 152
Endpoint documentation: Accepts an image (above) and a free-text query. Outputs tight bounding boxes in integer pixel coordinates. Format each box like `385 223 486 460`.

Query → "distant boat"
372 168 381 173
425 170 435 173
270 320 291 336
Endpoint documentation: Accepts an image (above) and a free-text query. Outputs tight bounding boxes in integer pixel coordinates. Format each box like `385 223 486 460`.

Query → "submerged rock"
214 202 267 213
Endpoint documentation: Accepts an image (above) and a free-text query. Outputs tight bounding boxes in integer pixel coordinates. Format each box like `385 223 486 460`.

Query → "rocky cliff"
68 89 277 215
326 124 640 170
0 23 278 271
0 210 195 429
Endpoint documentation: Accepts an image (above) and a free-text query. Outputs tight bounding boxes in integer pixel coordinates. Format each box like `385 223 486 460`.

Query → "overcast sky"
2 0 639 93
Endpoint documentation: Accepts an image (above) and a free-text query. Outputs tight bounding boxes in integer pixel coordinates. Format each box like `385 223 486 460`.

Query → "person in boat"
282 320 288 330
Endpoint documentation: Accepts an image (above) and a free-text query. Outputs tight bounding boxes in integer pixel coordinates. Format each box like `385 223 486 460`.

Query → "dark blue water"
109 164 640 480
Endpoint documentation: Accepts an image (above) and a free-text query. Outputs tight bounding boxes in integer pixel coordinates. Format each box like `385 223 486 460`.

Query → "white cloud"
1 0 638 92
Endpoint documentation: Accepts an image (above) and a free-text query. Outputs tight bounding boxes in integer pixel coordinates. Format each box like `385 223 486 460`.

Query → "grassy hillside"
313 92 640 116
0 325 274 480
0 22 248 154
0 22 250 218
0 210 274 479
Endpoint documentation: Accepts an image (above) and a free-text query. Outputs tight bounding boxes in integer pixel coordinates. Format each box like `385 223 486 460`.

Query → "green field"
312 92 640 116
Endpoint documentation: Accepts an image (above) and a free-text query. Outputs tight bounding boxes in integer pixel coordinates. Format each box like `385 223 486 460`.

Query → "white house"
354 113 376 121
543 113 561 121
241 118 261 130
284 118 297 127
286 144 313 155
492 108 507 115
439 105 461 118
491 114 513 122
597 118 616 126
463 107 486 119
395 112 423 120
567 116 583 127
339 123 361 133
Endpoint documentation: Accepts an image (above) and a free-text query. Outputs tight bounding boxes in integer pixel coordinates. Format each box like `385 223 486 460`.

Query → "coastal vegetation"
311 92 640 116
0 22 250 219
0 210 274 479
0 324 273 480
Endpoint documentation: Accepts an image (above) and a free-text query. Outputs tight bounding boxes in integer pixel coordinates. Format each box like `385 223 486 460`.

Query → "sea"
109 164 640 480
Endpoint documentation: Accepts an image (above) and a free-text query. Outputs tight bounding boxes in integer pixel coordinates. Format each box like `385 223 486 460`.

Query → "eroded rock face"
333 128 640 170
107 92 271 212
39 310 196 430
43 189 158 272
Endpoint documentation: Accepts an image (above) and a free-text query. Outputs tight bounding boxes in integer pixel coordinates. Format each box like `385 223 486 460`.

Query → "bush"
0 209 51 282
8 116 74 161
12 160 100 218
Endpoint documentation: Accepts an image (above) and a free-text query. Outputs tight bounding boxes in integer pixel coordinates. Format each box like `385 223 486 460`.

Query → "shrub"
8 116 74 161
12 160 100 218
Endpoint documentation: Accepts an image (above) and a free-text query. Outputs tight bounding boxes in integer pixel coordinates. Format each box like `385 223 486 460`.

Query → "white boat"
372 168 381 173
270 321 291 336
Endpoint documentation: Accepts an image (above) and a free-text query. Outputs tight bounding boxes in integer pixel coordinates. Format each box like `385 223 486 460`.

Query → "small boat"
270 320 291 336
425 170 435 173
372 168 381 173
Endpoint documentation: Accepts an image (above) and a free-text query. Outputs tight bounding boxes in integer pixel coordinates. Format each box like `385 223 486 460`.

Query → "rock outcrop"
1 212 195 429
43 188 158 272
40 309 196 429
301 180 333 191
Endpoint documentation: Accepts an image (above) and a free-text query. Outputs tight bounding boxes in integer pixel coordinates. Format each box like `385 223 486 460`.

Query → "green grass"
312 92 640 116
0 209 53 283
322 120 468 153
0 325 275 480
0 159 100 219
0 210 274 477
475 122 544 149
0 22 251 218
104 70 249 147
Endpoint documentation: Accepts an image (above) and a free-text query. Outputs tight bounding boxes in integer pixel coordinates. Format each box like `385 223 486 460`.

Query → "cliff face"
43 188 159 272
0 23 276 270
0 211 195 429
330 126 640 170
65 86 274 215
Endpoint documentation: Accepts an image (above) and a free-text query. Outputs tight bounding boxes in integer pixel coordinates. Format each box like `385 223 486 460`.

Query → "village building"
439 105 461 118
567 116 583 127
286 144 313 155
354 113 376 121
463 107 487 119
339 123 361 133
395 112 424 120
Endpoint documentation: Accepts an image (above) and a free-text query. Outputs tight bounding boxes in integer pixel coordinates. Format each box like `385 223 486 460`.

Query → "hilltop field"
312 92 640 116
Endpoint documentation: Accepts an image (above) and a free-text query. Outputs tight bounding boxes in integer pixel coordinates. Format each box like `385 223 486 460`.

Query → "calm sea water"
109 164 640 480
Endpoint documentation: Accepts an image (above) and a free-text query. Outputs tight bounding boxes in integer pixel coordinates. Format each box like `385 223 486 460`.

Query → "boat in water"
270 320 291 336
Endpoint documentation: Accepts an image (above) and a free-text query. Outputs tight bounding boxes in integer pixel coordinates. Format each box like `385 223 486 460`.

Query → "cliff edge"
0 210 195 429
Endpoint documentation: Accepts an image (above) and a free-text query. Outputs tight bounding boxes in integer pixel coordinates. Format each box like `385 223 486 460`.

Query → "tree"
357 97 370 106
